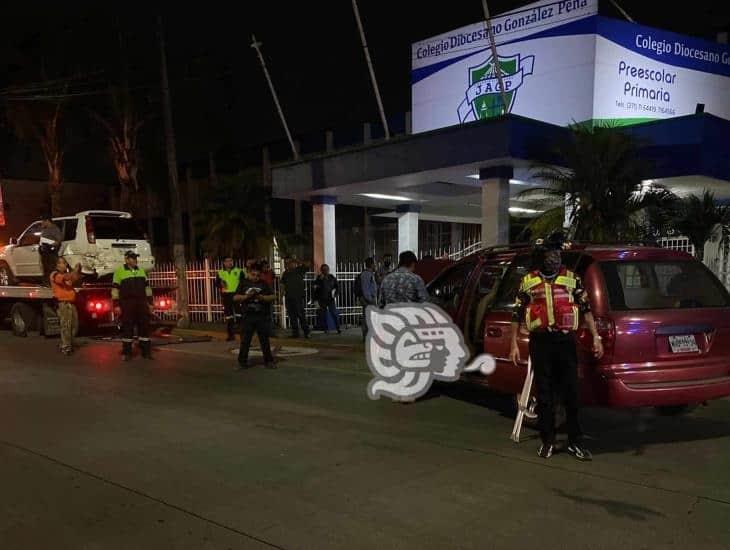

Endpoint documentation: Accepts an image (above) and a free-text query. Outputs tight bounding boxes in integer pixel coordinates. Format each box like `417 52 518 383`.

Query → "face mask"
542 251 561 275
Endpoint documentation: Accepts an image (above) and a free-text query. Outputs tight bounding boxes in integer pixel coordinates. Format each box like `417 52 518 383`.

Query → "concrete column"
405 111 412 135
363 122 372 145
325 130 334 152
312 196 337 270
480 166 512 247
396 204 420 256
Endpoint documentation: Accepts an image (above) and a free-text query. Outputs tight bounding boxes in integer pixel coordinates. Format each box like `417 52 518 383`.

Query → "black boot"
140 339 153 360
122 340 133 361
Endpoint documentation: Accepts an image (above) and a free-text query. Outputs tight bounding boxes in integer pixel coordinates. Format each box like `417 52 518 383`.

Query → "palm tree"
673 190 730 261
522 123 675 242
196 171 273 259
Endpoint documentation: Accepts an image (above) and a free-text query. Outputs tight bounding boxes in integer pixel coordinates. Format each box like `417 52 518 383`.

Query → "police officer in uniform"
216 256 244 341
112 250 154 361
509 233 603 461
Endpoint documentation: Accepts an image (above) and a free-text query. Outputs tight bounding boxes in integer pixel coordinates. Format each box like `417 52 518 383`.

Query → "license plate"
669 334 699 353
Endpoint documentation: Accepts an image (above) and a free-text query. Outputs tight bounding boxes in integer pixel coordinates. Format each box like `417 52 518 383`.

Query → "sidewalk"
171 322 365 351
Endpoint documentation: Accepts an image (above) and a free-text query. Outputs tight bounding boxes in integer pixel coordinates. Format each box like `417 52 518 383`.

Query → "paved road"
0 332 728 549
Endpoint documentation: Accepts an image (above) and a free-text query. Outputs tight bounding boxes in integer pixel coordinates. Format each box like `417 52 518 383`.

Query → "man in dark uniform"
39 216 63 282
509 233 603 461
216 256 245 341
234 263 277 370
280 258 310 338
112 250 154 361
313 264 340 334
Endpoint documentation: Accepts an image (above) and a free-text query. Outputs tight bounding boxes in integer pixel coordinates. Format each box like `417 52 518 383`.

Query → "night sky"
2 1 729 179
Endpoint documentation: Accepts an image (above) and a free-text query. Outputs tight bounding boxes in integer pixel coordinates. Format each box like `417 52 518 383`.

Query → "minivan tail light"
85 216 96 244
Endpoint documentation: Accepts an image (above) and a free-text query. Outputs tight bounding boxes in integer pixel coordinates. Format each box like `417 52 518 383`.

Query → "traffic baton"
510 356 533 443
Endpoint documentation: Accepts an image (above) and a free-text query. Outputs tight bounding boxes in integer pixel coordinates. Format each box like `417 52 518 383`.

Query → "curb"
170 327 364 351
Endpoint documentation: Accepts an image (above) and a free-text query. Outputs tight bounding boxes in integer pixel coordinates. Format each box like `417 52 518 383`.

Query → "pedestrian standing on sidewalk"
50 258 82 355
235 263 277 370
380 251 428 306
509 232 603 461
356 257 378 339
216 256 245 341
281 258 310 338
314 264 340 334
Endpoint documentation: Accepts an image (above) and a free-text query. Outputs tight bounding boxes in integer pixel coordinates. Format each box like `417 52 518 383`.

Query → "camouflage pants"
57 301 78 351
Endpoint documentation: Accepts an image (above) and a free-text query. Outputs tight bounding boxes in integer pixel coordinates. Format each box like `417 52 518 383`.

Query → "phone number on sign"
618 100 676 116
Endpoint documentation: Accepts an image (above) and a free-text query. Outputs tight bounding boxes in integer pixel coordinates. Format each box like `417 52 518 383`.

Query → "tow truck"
0 282 175 337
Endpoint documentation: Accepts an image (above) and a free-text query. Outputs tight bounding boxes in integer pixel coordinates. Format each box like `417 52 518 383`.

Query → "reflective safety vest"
520 267 580 332
218 268 243 293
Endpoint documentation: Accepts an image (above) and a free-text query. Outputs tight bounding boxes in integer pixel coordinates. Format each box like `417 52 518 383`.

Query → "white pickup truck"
0 211 155 285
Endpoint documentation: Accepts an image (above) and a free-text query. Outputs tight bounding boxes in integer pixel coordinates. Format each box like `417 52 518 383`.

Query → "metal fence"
148 238 487 327
148 259 366 328
657 236 695 256
419 237 482 261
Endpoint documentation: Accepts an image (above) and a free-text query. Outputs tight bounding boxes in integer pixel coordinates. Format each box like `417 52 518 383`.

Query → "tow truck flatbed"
0 282 175 337
0 285 53 300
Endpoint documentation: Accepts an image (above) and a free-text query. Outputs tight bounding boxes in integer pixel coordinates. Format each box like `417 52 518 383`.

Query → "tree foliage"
90 86 147 212
672 190 730 260
525 123 674 242
195 170 272 259
6 99 66 216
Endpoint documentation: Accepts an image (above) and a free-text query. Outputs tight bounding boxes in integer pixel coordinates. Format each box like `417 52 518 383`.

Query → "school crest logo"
457 53 535 123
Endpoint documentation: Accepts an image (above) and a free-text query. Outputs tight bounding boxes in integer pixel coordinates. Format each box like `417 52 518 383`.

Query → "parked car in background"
427 243 730 414
0 211 154 284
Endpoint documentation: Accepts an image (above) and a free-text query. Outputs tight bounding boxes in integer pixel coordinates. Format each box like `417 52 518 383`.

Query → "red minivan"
425 244 730 413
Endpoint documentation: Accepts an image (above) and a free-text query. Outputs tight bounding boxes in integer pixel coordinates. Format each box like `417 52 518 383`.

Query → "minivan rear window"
91 216 145 240
600 261 730 310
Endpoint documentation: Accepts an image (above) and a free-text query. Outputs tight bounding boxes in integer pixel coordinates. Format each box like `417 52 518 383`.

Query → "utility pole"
158 16 190 328
352 0 390 139
607 0 635 23
480 0 510 116
251 35 299 160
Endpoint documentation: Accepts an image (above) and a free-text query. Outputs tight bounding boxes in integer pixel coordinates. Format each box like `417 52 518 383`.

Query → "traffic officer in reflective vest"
216 256 245 341
112 250 154 361
509 233 603 461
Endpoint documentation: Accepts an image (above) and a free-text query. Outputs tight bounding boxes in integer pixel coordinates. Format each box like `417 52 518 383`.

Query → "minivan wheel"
0 264 16 286
655 404 698 417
